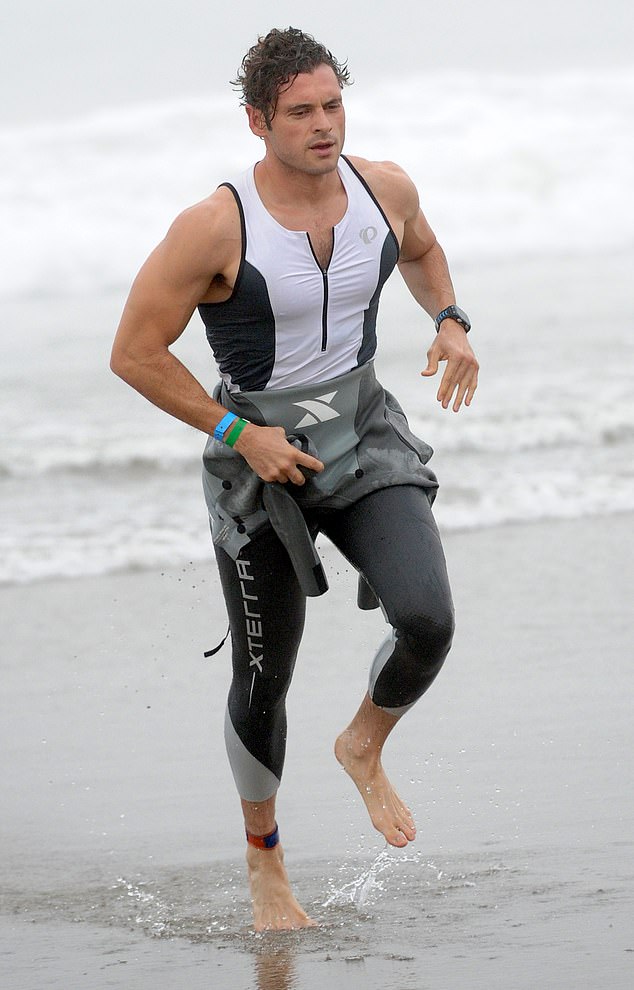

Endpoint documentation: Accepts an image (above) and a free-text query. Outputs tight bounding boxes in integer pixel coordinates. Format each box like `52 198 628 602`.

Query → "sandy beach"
1 512 632 989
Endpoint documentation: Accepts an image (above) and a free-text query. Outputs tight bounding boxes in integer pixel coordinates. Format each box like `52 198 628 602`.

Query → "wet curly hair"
232 27 351 126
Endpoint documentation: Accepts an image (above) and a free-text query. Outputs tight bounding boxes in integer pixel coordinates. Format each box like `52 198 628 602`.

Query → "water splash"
324 848 423 909
113 877 172 935
111 872 245 939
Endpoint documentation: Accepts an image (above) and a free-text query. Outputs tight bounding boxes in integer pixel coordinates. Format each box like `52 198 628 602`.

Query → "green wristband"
224 418 249 448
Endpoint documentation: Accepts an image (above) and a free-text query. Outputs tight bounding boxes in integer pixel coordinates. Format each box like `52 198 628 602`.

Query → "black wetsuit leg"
214 524 306 802
320 485 455 713
215 485 453 800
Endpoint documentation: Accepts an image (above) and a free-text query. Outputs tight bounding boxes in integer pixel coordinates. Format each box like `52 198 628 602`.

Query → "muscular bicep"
398 207 438 266
112 191 240 361
116 241 209 353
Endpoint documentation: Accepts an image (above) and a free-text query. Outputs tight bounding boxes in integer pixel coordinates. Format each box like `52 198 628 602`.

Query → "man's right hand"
234 423 324 485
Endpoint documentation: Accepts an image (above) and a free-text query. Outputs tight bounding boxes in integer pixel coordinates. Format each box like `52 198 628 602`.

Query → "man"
111 27 478 932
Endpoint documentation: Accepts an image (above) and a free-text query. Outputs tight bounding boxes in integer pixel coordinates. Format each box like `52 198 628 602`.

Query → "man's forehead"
277 64 342 105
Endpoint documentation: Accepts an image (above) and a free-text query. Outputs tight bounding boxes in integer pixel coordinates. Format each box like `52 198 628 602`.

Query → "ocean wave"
2 411 633 585
2 408 631 478
2 69 633 301
2 488 632 587
411 409 634 456
0 428 204 478
0 449 203 479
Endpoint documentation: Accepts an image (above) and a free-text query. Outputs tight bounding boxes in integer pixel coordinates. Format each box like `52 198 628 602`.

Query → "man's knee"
397 596 455 666
370 602 454 711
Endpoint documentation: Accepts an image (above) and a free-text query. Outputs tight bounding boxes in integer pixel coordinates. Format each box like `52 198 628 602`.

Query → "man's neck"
254 155 343 210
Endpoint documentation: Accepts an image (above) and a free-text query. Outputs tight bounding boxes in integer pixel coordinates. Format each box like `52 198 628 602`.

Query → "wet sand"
1 514 633 988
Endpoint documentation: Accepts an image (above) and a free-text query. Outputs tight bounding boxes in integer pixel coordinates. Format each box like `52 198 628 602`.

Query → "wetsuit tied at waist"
202 361 438 562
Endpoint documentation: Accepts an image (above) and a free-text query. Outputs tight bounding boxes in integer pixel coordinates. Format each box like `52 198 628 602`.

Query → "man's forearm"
111 345 226 435
110 345 326 482
398 240 457 321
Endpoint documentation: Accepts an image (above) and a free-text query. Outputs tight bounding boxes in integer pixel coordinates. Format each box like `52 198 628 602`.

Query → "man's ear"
246 104 268 138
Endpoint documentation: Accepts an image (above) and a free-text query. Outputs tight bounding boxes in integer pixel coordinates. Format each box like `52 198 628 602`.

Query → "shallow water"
3 841 632 989
2 513 632 988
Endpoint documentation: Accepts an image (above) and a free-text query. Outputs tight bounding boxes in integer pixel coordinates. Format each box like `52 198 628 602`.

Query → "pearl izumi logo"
293 391 340 428
359 226 377 244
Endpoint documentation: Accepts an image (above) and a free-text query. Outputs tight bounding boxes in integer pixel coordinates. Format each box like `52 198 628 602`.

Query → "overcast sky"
2 0 633 125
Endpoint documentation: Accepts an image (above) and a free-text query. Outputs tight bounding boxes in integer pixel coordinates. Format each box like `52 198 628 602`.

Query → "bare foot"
246 843 317 932
334 727 416 848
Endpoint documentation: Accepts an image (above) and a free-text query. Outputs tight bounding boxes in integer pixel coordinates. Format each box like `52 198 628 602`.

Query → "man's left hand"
421 321 479 411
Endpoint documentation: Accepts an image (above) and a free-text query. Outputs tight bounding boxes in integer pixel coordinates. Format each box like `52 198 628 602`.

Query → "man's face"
250 64 346 176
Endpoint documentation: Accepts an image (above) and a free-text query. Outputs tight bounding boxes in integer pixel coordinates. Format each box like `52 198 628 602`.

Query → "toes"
382 812 416 846
395 803 416 835
386 829 409 848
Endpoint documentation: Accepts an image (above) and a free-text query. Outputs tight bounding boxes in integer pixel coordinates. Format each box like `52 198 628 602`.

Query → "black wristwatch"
435 305 471 333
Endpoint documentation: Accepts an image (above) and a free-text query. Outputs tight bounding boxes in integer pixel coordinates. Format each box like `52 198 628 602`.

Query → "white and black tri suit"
198 156 454 802
200 154 400 393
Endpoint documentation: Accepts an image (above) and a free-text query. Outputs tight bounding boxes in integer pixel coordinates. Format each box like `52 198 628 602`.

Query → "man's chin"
304 154 341 175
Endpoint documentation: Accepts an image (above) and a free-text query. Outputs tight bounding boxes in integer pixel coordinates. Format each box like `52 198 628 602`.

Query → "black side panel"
357 232 399 366
198 261 276 391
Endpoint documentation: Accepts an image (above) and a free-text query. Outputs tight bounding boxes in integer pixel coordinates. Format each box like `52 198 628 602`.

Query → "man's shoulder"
153 185 243 280
169 185 241 242
345 154 406 179
344 155 418 217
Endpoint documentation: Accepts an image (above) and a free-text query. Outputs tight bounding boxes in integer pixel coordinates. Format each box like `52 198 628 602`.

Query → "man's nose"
312 107 332 130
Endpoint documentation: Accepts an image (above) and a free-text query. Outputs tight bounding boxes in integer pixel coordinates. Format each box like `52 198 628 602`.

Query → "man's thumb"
421 355 438 377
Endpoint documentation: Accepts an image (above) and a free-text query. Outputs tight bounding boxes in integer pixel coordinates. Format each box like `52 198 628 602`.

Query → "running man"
110 27 479 931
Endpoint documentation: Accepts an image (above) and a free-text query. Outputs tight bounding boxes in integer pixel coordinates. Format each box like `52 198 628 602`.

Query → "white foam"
2 69 633 301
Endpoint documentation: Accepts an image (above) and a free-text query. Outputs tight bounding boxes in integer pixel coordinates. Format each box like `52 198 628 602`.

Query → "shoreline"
2 504 633 591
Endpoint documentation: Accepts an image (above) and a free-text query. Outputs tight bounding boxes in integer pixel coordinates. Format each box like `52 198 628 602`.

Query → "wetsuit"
198 158 455 802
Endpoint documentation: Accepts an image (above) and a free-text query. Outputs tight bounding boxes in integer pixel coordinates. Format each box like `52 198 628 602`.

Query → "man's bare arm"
353 158 479 412
399 205 479 411
111 192 235 428
110 192 323 483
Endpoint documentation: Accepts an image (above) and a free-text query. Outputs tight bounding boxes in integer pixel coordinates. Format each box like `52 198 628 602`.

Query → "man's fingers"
436 365 465 410
290 452 324 485
436 359 461 407
432 351 479 411
461 372 478 409
451 379 470 412
235 423 325 482
275 448 324 485
295 450 325 475
422 325 479 410
446 366 478 411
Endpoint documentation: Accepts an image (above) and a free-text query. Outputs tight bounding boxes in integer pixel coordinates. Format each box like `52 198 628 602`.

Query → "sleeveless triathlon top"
198 155 399 392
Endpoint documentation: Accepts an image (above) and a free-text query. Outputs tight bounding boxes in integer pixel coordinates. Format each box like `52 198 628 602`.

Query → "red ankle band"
246 824 279 849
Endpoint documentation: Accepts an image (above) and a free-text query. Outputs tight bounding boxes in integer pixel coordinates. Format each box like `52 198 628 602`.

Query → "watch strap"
435 305 471 333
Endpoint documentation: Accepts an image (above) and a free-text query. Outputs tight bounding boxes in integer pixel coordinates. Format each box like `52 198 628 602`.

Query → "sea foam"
2 69 633 301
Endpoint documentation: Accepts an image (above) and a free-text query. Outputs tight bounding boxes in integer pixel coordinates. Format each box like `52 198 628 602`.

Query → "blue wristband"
213 412 238 441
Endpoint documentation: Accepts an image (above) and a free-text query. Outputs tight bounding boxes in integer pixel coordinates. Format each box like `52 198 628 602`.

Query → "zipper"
319 268 329 351
306 231 334 352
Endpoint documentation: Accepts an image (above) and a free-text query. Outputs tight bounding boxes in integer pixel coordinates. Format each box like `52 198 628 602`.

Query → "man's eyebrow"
284 97 343 113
